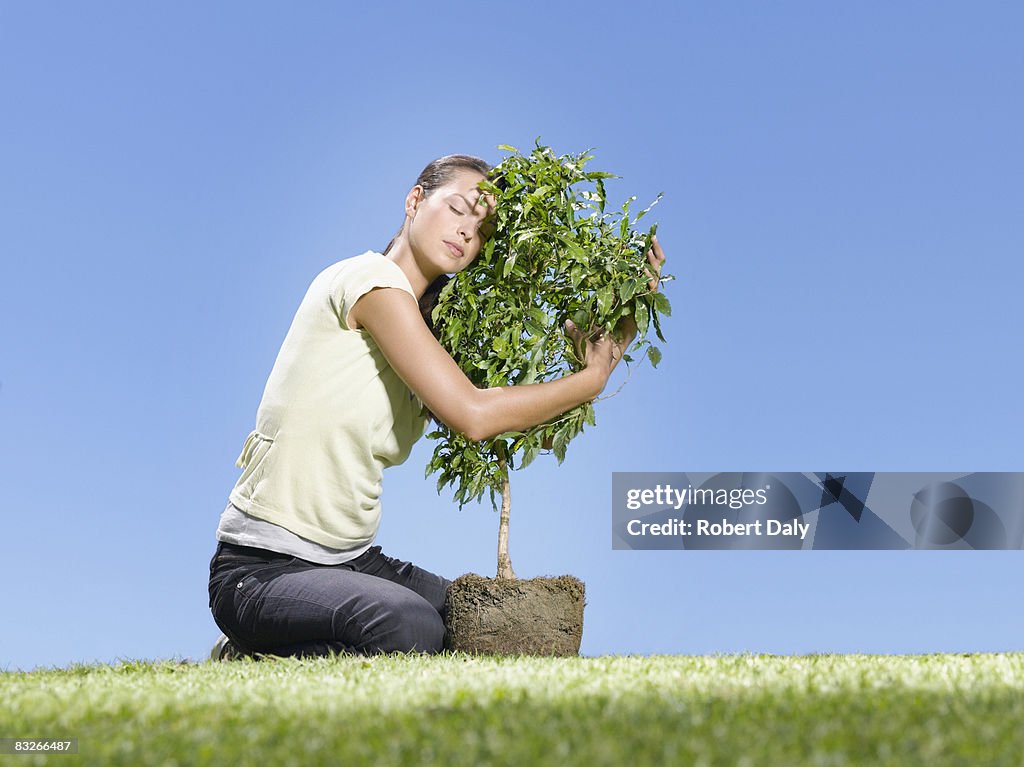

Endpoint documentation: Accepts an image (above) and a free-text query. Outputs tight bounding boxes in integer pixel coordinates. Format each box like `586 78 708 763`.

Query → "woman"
208 154 666 659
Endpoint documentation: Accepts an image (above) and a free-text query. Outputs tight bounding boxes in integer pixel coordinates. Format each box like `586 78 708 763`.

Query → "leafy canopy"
424 141 672 508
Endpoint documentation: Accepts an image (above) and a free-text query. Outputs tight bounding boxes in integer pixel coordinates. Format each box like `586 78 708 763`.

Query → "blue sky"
1 2 1022 670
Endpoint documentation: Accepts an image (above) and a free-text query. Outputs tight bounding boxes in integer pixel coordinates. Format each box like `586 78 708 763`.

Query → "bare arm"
350 287 620 442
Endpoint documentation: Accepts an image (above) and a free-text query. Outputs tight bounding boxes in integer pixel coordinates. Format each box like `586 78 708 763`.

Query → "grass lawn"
1 652 1022 766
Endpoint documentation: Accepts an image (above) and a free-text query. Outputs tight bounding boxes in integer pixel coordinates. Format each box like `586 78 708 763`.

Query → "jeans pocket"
234 557 299 598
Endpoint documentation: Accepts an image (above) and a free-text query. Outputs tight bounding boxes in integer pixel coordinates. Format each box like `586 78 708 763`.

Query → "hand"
561 234 665 394
564 319 631 386
645 234 667 293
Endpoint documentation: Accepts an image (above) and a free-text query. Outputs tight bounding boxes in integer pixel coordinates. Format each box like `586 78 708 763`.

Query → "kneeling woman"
208 154 666 658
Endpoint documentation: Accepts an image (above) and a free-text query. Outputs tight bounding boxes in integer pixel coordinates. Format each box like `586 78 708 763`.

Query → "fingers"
565 319 604 340
564 319 588 361
595 326 629 369
565 319 613 366
644 234 667 292
650 234 666 264
645 267 658 292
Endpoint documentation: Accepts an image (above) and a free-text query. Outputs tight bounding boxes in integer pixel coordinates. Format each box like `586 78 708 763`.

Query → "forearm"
466 368 604 441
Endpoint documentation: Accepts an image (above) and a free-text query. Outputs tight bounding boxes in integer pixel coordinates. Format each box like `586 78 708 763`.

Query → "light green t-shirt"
228 251 428 550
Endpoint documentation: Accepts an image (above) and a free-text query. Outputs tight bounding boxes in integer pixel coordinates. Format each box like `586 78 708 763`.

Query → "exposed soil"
444 574 585 656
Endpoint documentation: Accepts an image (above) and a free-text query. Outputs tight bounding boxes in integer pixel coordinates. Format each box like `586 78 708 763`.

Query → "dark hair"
384 154 494 338
418 273 451 338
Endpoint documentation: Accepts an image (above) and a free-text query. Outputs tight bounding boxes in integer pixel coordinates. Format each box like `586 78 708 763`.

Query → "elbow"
451 398 493 443
460 417 492 444
462 427 490 443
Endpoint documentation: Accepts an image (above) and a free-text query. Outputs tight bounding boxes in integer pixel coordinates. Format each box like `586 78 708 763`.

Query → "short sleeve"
331 253 415 331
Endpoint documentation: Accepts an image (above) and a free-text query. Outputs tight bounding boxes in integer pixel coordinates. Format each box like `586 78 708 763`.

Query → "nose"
457 221 472 242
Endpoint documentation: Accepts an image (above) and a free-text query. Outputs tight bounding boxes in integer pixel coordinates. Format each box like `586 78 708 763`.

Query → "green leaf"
649 345 662 368
520 442 539 470
653 292 672 317
523 314 545 336
634 300 650 337
583 403 596 426
502 254 517 278
652 307 666 343
515 228 543 244
528 307 547 329
553 428 569 464
618 280 637 304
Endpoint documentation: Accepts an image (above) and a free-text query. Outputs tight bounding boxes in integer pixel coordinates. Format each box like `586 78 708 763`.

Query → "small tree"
425 142 672 579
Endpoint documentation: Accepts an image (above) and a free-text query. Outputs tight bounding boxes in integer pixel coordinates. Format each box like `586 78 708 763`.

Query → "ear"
405 185 425 218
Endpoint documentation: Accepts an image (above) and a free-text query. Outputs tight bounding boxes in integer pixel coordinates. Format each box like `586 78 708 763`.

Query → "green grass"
2 653 1022 766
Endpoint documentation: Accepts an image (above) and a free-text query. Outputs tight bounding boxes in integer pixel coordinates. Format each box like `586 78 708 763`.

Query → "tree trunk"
496 455 516 580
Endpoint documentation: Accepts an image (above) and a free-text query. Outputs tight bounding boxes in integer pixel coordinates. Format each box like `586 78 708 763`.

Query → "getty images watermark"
612 473 1024 550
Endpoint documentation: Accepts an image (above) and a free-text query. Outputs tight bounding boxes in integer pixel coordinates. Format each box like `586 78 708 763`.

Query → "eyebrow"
448 192 492 217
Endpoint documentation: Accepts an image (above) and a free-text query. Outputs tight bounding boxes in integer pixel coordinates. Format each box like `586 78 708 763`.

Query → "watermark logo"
612 473 1024 550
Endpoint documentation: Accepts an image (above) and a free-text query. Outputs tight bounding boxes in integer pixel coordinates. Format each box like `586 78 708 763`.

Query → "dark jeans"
208 541 451 657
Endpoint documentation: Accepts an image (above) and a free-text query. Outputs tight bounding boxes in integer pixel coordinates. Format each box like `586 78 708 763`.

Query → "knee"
369 594 446 655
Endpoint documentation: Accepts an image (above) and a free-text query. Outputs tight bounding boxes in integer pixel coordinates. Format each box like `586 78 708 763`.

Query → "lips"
443 240 465 258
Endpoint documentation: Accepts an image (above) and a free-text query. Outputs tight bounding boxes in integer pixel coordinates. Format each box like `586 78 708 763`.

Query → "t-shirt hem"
228 491 377 551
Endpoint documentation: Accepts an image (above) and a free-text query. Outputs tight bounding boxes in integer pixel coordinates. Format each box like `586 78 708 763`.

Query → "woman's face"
406 169 496 276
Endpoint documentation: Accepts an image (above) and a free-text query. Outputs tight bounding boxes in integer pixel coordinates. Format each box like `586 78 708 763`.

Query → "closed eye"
449 205 465 215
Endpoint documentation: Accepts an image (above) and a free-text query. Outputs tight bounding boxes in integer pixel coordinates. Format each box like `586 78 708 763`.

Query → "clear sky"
2 2 1022 670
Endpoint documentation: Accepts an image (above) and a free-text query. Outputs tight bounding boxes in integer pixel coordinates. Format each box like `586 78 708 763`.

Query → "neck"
384 239 440 299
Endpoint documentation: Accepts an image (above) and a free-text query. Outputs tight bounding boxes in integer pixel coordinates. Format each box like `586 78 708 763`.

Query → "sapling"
425 142 672 580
